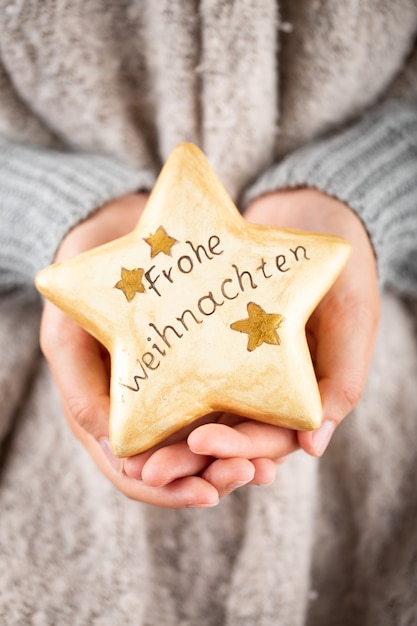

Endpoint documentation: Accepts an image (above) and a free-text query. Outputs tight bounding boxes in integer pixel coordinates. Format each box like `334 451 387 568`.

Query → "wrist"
245 188 376 261
55 192 149 262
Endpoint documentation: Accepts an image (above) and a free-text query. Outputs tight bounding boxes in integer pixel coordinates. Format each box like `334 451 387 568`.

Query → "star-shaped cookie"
35 143 351 457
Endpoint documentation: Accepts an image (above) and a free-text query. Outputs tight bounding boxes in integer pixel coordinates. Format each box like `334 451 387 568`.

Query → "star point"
35 142 351 457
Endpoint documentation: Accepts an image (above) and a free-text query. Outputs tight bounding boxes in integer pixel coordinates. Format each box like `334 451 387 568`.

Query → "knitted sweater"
0 1 416 294
1 3 417 625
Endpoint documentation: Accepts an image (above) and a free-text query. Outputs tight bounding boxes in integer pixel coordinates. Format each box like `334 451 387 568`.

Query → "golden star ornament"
115 267 146 302
35 143 351 457
144 225 178 258
230 302 285 352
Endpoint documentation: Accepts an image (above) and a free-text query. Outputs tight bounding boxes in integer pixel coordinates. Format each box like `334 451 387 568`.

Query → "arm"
0 136 155 291
191 99 415 462
239 98 417 455
242 98 417 297
0 136 290 507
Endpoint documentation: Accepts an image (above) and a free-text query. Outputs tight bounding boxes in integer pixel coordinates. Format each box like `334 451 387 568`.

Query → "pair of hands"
40 188 379 508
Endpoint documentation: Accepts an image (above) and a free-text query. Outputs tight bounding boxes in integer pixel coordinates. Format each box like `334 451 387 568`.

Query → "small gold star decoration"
115 267 145 302
144 225 177 257
230 302 284 352
35 143 351 457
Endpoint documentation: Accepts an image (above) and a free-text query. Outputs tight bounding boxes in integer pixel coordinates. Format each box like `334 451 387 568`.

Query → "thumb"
298 296 378 457
40 302 110 443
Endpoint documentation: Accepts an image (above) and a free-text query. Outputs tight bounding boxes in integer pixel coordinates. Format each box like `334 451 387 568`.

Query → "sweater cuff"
242 99 417 296
0 139 156 291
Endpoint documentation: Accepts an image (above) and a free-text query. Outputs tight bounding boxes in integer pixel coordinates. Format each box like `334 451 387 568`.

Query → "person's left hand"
40 192 298 508
123 413 298 500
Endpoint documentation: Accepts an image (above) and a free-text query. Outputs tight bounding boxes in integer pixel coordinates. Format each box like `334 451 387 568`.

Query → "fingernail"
312 421 335 457
99 437 124 472
187 499 219 509
274 455 288 465
226 480 250 492
123 456 143 480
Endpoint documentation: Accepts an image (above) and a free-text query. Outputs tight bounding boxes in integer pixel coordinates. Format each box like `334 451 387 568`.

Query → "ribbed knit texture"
0 138 156 290
0 289 41 443
0 1 415 296
243 98 417 295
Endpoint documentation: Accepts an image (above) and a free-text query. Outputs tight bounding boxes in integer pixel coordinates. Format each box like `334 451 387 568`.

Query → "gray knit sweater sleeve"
243 98 417 297
0 137 156 292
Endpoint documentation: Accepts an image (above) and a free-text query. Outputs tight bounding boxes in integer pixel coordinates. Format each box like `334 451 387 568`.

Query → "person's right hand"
243 188 380 457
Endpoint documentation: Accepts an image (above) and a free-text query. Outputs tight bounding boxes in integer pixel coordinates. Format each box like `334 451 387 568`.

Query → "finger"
188 421 299 459
113 445 153 479
40 303 110 440
130 476 219 508
55 417 220 508
123 412 221 481
249 457 278 485
99 459 219 509
123 475 219 508
299 287 379 456
201 457 279 497
128 441 213 486
201 457 255 497
76 436 219 508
